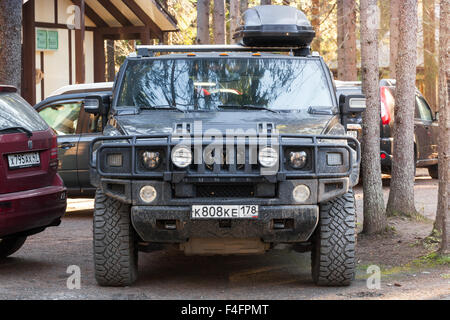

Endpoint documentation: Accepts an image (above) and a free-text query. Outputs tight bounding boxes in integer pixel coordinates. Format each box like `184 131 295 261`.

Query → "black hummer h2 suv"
86 5 365 287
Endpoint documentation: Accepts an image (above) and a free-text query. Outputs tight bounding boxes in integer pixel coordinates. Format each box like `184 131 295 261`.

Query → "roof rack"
135 44 311 57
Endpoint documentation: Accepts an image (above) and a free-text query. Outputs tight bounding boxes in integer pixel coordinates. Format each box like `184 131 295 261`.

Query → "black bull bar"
89 133 360 182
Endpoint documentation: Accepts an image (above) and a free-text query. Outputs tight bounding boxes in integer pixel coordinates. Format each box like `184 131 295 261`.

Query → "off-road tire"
0 236 27 259
311 189 356 286
93 189 138 286
428 164 438 179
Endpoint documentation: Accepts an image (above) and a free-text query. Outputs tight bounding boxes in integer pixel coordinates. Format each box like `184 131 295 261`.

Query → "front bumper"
0 175 67 238
131 205 319 243
101 177 351 206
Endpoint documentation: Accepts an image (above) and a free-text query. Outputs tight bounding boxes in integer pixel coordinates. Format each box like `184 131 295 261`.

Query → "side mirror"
339 94 366 114
84 96 101 114
84 95 110 115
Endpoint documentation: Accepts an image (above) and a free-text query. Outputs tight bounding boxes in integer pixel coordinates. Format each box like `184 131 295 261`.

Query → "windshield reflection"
117 58 334 112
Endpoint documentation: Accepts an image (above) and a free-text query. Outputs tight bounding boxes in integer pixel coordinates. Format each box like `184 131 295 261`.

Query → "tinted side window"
416 96 433 121
0 93 48 131
39 102 82 135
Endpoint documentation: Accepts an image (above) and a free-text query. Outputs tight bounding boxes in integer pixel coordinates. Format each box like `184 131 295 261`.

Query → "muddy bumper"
131 205 318 243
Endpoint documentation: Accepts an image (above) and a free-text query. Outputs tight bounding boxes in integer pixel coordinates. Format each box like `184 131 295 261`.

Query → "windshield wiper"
307 106 335 115
141 105 185 112
0 126 33 137
218 104 278 113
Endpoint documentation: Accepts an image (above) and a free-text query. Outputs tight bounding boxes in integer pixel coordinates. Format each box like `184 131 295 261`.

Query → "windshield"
0 93 48 131
117 57 334 112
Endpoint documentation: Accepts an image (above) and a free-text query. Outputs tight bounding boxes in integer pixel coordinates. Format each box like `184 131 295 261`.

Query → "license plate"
192 205 259 219
7 152 40 169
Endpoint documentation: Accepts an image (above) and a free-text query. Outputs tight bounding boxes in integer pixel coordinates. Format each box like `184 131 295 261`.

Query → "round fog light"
171 146 192 168
258 147 278 167
293 184 310 203
140 185 157 203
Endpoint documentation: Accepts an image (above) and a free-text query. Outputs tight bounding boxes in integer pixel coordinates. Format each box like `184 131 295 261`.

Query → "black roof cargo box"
233 5 315 48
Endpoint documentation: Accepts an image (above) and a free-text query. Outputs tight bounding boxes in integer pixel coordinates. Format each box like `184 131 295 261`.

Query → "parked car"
0 85 67 259
34 84 113 197
47 82 113 97
335 79 439 178
87 5 364 287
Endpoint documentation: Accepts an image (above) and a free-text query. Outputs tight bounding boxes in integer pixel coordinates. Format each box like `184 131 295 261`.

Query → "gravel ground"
0 169 448 300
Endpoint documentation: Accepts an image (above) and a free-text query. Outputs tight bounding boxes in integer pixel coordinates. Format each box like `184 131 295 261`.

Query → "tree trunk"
435 0 449 255
261 0 271 5
311 0 321 53
106 40 115 82
386 0 418 217
197 0 210 44
337 0 357 80
0 0 22 92
213 0 226 44
230 0 240 43
423 0 438 112
390 0 400 79
240 0 248 14
360 0 387 234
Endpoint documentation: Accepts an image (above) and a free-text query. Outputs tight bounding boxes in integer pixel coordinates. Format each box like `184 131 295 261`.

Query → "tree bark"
435 0 449 255
423 0 438 112
360 0 387 234
106 40 115 82
0 0 22 92
197 0 210 44
390 0 400 79
337 0 357 80
386 0 418 217
240 0 248 15
213 0 226 44
230 0 240 43
311 0 321 53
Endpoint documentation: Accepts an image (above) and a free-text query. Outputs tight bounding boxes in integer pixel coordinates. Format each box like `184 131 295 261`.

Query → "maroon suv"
0 85 66 259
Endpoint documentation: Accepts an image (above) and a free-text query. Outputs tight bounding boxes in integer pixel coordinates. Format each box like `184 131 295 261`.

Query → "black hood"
113 110 335 136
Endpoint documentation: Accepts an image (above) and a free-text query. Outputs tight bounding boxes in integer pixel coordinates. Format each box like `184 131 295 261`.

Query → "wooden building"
22 0 178 105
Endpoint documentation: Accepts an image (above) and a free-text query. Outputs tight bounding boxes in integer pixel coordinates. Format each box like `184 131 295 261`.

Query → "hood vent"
174 122 192 134
257 122 275 134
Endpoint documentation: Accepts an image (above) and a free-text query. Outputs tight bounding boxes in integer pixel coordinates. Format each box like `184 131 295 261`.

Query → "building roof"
79 0 178 33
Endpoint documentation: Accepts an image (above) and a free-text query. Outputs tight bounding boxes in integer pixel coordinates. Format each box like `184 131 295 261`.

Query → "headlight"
140 185 157 203
171 146 192 168
107 153 123 167
289 151 307 169
258 147 278 167
327 152 343 166
292 184 310 203
141 151 161 169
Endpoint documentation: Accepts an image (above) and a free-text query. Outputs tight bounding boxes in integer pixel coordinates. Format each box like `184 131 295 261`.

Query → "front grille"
196 184 255 198
187 143 260 175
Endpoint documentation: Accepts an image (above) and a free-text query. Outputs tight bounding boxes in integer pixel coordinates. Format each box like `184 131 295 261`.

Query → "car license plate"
7 152 40 169
191 205 259 219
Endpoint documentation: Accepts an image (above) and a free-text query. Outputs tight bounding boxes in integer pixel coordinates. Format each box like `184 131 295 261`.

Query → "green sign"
47 31 58 50
36 29 47 50
36 29 58 50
